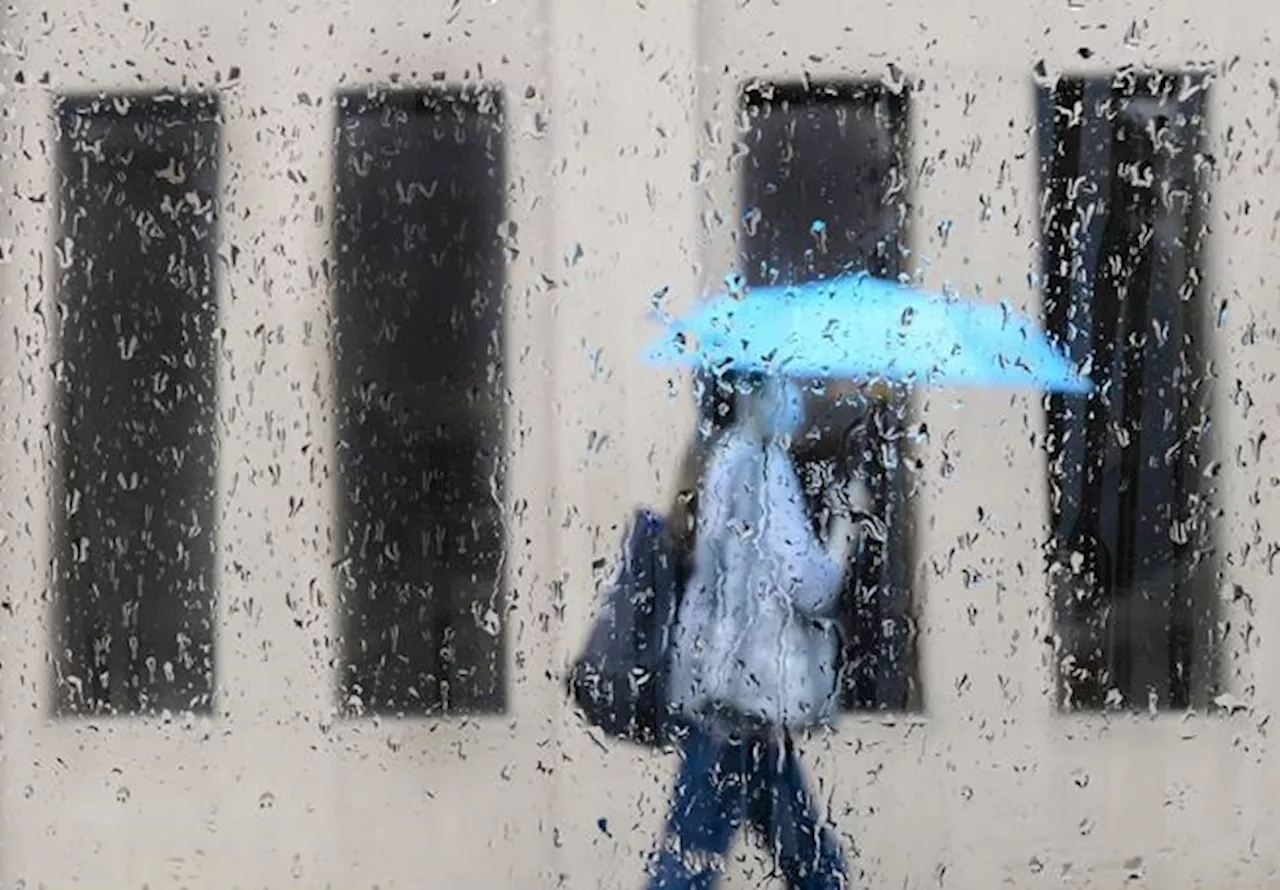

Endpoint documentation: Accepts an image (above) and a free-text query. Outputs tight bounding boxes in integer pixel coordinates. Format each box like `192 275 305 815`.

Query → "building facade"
0 0 1276 887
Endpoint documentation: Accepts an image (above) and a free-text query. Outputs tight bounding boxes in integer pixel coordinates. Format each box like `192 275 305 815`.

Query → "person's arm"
761 451 850 616
825 512 860 567
823 475 872 565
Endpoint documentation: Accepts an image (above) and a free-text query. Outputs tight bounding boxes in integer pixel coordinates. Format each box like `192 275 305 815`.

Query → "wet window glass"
333 87 506 716
1037 71 1217 710
5 5 1274 889
51 92 220 716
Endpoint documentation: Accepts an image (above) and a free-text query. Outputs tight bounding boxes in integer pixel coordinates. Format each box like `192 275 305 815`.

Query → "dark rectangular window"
52 93 221 715
334 87 506 716
738 80 918 711
1037 71 1217 711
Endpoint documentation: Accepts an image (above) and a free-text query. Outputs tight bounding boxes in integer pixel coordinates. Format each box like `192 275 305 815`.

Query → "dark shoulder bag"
566 507 682 746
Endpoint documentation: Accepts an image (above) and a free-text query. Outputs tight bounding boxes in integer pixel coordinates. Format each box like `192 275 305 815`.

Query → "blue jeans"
647 722 848 889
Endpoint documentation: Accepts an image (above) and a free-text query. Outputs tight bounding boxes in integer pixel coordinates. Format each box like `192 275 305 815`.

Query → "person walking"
650 372 864 890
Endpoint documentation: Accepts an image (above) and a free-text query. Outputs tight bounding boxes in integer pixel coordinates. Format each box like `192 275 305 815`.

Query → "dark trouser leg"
746 732 848 890
647 723 749 890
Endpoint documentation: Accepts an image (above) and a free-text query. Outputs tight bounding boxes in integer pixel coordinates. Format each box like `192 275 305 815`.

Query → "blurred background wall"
0 0 1275 887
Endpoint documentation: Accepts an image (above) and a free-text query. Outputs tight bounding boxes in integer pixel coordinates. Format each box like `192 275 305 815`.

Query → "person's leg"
746 731 848 890
647 722 749 890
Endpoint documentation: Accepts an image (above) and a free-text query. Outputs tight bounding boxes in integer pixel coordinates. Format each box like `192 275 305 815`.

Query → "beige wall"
0 0 1275 887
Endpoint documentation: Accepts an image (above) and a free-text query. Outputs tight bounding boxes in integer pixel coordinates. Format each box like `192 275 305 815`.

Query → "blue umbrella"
643 272 1092 394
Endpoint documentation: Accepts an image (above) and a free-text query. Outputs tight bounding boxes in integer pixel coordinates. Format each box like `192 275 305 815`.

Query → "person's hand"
823 475 878 566
826 512 859 566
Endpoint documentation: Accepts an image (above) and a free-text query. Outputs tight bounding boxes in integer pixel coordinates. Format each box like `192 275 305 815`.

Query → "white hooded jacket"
667 428 846 729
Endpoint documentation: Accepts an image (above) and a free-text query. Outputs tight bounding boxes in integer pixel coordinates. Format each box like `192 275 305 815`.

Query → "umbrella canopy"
643 273 1092 394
